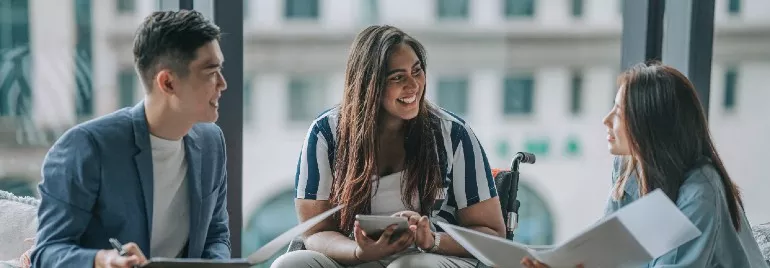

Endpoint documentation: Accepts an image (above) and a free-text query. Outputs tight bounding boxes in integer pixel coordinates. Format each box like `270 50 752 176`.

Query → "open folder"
437 189 703 268
140 205 343 268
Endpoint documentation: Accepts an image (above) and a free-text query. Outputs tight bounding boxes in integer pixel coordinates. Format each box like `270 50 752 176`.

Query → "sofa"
0 190 38 268
1 190 769 267
755 222 770 264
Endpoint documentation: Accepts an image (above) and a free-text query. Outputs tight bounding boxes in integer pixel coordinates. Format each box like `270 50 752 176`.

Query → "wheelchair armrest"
492 169 519 227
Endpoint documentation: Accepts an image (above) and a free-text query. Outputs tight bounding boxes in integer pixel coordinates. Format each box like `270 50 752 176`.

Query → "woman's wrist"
418 231 441 253
352 246 363 263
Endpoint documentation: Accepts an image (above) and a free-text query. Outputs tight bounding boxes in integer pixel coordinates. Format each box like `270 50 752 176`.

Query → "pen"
109 238 127 256
109 238 139 268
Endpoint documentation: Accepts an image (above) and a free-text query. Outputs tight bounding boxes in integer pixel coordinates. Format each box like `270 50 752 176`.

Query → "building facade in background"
1 0 769 260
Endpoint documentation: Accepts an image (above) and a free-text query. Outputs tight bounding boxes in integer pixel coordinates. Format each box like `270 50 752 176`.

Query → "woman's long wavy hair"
331 25 444 234
612 61 744 231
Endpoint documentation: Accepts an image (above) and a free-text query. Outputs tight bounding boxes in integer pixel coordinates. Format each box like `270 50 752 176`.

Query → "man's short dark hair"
133 10 221 90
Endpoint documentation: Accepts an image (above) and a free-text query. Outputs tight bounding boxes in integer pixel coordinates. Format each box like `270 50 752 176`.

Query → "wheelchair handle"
510 152 536 172
506 152 535 240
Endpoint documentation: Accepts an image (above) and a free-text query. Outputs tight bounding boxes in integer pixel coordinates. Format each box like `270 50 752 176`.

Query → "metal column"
178 0 244 257
212 0 244 258
620 0 665 70
662 0 715 116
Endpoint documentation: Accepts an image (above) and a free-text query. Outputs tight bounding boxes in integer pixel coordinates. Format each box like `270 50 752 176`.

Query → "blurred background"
1 0 769 267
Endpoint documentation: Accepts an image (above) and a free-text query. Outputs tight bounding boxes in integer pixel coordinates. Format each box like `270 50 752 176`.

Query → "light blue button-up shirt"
605 157 768 267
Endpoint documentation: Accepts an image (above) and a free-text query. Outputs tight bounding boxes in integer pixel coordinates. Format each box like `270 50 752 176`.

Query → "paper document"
141 205 343 267
438 189 702 268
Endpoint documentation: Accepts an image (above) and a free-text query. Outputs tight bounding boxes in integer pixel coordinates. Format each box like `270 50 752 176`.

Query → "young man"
31 10 230 268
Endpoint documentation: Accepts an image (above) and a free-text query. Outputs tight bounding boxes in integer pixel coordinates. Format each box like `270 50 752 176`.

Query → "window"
0 176 35 198
244 76 253 123
116 0 135 13
571 0 583 17
243 0 250 20
564 136 581 157
437 0 469 19
504 0 535 17
156 0 177 11
437 76 469 115
118 69 136 108
361 0 378 24
74 0 93 118
192 0 214 19
242 189 297 264
619 0 624 14
284 0 319 19
611 70 621 107
524 137 549 158
723 67 738 111
496 139 511 159
728 0 740 15
287 76 326 122
0 0 31 50
513 183 554 245
570 71 583 115
503 74 534 115
0 0 32 117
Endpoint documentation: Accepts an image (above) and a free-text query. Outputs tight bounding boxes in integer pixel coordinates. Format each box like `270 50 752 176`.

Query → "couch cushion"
0 190 39 261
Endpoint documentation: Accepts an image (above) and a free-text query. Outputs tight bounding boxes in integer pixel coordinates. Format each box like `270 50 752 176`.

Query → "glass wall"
1 1 769 267
239 0 628 261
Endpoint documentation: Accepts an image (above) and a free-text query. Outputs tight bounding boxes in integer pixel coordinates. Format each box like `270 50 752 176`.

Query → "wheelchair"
286 152 536 252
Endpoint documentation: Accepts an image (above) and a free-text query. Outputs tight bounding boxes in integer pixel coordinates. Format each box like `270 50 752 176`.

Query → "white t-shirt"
370 171 419 216
296 107 499 226
149 134 190 258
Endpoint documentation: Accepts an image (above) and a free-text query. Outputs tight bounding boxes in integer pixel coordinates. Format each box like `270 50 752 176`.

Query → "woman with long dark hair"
272 25 505 268
522 62 767 267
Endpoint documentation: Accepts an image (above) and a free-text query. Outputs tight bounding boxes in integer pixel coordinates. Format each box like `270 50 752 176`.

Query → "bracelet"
429 232 441 253
418 232 441 253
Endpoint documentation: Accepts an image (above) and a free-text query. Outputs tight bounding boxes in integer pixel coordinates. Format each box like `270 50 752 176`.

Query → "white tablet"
355 215 409 240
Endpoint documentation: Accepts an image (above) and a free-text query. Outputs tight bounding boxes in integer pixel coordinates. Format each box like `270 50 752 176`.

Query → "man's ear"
155 69 175 95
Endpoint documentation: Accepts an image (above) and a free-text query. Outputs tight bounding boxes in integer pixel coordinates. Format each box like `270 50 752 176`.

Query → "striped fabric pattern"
294 105 497 226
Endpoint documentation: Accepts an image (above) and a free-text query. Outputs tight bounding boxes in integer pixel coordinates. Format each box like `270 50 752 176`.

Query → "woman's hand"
520 257 584 268
353 221 414 262
393 210 435 251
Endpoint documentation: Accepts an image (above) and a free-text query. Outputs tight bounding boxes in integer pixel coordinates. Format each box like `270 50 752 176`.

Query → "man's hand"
95 242 147 268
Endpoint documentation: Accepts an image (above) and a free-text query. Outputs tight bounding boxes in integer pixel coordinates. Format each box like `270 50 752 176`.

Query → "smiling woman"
271 25 505 268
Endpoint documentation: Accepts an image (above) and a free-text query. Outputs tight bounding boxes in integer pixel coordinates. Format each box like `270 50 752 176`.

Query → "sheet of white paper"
533 218 651 267
614 189 703 257
436 221 537 267
439 189 701 268
246 205 343 264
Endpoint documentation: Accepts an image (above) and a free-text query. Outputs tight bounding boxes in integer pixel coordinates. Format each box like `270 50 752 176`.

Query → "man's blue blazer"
31 101 231 267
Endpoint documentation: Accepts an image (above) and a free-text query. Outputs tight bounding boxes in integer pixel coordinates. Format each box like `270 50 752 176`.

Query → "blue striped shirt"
294 106 498 226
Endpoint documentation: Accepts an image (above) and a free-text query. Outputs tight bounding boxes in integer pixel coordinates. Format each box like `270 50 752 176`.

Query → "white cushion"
0 191 39 261
752 222 770 261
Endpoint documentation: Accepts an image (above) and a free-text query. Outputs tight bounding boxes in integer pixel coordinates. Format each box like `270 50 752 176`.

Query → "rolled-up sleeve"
449 122 497 210
295 117 335 201
31 127 101 268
